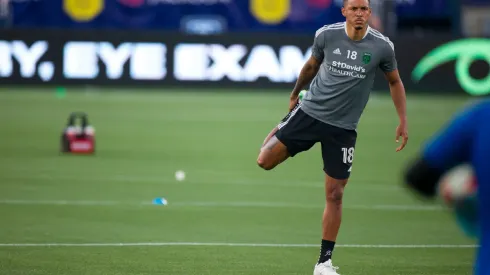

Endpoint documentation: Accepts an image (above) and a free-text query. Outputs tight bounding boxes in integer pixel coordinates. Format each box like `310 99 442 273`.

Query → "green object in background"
454 195 480 240
412 38 490 96
299 90 307 101
55 87 66 98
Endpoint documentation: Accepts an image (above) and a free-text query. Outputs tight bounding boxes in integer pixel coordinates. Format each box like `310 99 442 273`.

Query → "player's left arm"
380 40 408 152
385 69 408 152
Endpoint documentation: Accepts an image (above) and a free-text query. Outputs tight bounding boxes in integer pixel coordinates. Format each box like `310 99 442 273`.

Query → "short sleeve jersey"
301 22 397 130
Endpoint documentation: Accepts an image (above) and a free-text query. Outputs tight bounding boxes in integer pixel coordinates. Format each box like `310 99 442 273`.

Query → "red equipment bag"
60 112 95 154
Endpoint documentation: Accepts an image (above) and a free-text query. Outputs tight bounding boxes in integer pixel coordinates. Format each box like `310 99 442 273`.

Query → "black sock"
318 239 335 264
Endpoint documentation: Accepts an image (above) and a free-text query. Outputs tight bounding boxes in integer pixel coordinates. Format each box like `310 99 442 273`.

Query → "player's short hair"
343 0 370 6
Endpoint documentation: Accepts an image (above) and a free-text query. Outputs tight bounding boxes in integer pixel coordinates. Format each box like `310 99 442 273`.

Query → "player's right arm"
289 27 326 111
403 101 483 198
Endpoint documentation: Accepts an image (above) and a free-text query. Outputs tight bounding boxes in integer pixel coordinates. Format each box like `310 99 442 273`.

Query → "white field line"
0 242 477 248
1 173 403 191
0 199 444 211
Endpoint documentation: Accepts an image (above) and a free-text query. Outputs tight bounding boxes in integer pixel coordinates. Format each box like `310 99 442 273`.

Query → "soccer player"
404 99 490 275
256 0 408 274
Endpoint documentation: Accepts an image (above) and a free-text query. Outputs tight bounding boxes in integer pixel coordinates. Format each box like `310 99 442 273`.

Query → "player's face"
342 0 371 30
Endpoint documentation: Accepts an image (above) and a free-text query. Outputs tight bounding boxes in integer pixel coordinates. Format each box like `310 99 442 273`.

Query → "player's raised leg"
261 125 279 148
257 127 290 170
257 104 317 171
257 101 299 170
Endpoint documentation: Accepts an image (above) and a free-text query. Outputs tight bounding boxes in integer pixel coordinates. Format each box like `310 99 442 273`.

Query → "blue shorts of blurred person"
404 99 490 275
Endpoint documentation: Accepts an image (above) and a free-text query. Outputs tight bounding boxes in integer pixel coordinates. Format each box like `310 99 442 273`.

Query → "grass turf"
0 88 477 274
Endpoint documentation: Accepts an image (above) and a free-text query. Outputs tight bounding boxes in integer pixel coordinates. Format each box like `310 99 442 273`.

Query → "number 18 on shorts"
275 107 357 179
342 147 355 172
320 128 356 179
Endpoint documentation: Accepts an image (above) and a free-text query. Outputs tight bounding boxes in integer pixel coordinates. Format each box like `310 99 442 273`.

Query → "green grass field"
0 88 479 274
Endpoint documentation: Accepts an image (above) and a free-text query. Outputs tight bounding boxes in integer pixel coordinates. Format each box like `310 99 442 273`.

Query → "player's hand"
395 123 408 152
289 95 299 111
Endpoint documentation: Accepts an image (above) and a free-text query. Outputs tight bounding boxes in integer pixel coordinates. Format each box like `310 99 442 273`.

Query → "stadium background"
0 0 489 274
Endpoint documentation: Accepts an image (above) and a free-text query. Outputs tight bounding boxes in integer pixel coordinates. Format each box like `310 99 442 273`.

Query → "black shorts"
275 104 357 180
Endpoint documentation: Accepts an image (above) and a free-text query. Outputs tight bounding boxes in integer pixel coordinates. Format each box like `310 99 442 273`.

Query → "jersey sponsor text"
328 61 366 79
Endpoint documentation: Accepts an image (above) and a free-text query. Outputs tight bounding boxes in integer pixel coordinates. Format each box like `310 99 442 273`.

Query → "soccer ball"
175 170 186 181
437 164 479 238
438 164 476 206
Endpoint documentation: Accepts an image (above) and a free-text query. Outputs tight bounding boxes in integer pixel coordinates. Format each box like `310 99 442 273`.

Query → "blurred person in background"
0 0 9 28
404 99 490 275
368 0 384 32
